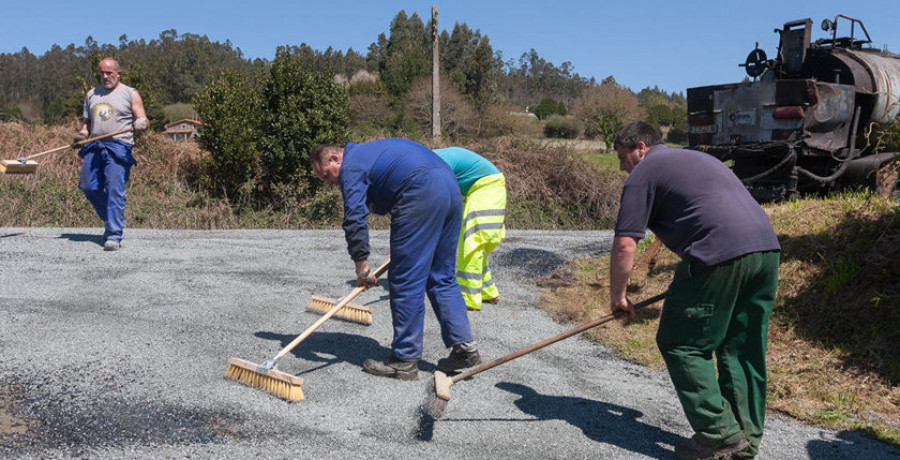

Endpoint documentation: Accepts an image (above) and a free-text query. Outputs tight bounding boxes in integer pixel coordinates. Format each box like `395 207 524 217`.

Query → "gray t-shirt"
83 83 135 145
614 145 780 266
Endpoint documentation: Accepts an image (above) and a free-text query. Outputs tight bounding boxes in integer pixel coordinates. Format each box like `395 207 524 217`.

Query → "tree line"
0 10 685 132
1 10 688 210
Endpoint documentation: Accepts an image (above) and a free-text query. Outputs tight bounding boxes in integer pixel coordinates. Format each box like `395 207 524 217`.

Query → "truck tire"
877 157 899 198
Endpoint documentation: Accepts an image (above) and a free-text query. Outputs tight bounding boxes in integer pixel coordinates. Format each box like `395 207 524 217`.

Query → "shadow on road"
443 381 684 458
255 330 446 374
806 430 900 458
58 233 103 246
494 248 566 276
335 278 391 291
255 330 384 374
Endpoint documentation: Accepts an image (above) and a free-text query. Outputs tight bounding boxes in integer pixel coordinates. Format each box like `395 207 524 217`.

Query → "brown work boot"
730 443 756 459
483 297 500 304
362 354 419 381
675 435 750 460
437 345 482 373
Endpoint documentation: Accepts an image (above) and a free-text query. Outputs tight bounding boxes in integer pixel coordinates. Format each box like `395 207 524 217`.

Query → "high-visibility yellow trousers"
456 173 506 310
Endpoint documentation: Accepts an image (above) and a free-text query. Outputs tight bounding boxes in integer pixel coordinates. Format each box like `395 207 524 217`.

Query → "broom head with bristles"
433 370 454 401
419 371 452 420
224 357 305 401
307 295 374 326
0 160 38 174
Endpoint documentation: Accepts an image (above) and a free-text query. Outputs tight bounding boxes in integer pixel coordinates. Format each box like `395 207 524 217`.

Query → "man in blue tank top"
610 122 780 460
310 139 481 381
74 58 148 251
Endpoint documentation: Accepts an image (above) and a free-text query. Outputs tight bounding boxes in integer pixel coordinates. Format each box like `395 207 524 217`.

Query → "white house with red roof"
162 119 203 141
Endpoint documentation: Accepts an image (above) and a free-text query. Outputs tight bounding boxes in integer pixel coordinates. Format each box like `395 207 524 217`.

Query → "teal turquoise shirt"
433 147 500 195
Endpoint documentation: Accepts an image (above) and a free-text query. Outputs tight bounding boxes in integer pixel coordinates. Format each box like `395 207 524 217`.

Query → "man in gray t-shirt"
609 121 780 460
74 58 148 251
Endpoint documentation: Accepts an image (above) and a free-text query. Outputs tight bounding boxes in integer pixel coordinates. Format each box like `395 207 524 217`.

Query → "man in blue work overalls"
311 139 482 380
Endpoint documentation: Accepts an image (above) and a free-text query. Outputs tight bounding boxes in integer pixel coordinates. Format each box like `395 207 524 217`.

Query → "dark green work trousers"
657 250 780 458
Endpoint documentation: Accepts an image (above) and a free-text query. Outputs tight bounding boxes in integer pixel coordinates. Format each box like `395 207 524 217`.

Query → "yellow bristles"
224 358 305 401
0 160 38 174
306 295 374 326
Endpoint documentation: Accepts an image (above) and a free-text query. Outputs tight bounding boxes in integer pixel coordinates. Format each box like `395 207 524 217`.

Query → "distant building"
162 119 203 141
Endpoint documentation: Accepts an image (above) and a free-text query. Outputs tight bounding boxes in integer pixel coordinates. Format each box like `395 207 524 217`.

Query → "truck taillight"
689 113 713 125
771 129 798 140
773 106 805 119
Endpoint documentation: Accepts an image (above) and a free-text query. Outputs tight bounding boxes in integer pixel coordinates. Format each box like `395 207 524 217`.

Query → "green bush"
44 96 66 125
543 114 582 139
193 69 262 198
257 50 350 194
532 97 566 120
876 118 900 152
666 125 689 144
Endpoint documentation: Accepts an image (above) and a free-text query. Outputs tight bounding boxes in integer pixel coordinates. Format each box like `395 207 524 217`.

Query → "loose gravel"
0 227 896 459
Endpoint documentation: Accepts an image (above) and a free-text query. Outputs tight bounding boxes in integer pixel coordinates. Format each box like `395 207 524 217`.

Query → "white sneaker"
103 240 121 251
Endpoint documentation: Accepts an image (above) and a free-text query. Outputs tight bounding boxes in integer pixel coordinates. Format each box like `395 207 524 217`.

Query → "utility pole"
432 4 441 142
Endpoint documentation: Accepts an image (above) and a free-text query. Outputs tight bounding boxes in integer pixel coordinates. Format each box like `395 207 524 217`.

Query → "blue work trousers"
78 141 134 242
389 166 474 360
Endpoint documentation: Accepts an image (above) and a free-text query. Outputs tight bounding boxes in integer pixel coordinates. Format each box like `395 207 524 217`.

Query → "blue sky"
2 0 898 95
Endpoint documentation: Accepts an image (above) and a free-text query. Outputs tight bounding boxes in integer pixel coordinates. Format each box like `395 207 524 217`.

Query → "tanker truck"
686 15 899 201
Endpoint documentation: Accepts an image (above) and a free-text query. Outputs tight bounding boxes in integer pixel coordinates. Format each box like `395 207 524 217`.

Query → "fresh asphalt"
0 227 896 459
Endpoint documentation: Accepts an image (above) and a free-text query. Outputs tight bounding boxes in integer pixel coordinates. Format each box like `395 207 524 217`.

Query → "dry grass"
1 122 622 231
468 136 626 229
0 121 336 229
539 194 900 447
0 121 241 229
537 138 608 153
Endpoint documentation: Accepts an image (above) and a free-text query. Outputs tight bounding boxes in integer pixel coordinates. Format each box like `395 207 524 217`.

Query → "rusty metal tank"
804 45 900 123
687 15 900 200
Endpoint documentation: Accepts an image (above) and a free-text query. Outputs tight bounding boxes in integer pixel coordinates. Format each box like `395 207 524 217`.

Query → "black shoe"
362 354 419 381
437 346 482 373
675 435 750 460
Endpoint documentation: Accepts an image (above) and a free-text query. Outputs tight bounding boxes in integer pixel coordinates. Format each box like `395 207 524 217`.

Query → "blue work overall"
388 165 473 359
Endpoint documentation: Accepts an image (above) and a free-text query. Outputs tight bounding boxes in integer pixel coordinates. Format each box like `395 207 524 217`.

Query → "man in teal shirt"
433 147 507 311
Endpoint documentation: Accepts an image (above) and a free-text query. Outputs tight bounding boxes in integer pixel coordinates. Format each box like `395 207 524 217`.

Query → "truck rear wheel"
877 157 899 198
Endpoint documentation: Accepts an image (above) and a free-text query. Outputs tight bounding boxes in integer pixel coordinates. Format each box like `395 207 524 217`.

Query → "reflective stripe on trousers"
455 174 506 310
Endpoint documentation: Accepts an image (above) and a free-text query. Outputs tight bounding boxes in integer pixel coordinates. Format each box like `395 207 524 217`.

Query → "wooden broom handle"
20 128 133 161
273 258 390 361
451 292 666 384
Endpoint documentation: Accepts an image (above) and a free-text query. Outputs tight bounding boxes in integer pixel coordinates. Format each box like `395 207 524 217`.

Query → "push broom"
305 259 389 326
0 128 132 174
307 294 375 325
225 258 390 401
423 292 666 418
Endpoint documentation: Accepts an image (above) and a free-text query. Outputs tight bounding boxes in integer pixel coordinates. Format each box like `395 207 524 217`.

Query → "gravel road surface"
0 227 896 459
